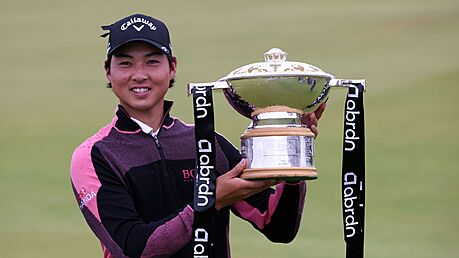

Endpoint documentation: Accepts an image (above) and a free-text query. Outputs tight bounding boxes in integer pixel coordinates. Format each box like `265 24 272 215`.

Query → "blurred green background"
1 0 458 257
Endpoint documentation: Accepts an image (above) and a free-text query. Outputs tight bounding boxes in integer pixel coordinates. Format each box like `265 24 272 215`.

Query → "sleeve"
70 144 194 258
231 182 306 243
215 133 307 243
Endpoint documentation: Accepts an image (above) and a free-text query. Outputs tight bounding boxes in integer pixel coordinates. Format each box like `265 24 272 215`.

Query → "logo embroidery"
77 187 97 210
182 169 195 182
133 24 145 32
120 17 157 31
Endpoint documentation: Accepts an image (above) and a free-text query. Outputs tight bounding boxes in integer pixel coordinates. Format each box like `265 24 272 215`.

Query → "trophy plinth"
241 167 317 181
240 107 317 181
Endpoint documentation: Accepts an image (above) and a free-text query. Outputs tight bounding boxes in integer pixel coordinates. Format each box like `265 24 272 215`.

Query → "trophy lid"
218 48 336 118
220 48 334 81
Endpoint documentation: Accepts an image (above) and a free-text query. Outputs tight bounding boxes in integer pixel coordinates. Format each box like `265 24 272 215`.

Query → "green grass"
1 0 458 257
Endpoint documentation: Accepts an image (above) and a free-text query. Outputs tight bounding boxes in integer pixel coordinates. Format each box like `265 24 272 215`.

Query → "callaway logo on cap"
101 14 173 58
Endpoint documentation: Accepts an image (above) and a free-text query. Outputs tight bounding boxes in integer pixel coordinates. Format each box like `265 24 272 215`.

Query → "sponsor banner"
192 85 216 258
342 83 365 258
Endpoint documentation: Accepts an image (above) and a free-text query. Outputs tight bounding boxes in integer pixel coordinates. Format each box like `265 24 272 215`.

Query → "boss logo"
182 169 195 181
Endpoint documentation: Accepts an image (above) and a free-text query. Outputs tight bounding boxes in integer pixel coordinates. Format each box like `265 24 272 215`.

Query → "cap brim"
107 38 171 57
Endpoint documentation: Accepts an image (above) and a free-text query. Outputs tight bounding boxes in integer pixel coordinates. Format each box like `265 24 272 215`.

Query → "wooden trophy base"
240 167 318 181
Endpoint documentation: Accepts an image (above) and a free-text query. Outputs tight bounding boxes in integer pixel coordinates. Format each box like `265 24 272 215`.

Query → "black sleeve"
215 133 242 169
91 146 193 258
215 134 306 243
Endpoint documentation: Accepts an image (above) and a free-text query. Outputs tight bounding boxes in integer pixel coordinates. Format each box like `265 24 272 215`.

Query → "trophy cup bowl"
218 48 335 181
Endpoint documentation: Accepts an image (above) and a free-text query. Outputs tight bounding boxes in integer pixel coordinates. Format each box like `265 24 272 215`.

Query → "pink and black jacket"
70 101 307 258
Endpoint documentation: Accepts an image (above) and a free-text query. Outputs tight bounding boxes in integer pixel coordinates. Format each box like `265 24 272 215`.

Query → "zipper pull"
152 134 161 147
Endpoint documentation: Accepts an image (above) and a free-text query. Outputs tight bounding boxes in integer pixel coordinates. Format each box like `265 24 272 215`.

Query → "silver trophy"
188 48 365 181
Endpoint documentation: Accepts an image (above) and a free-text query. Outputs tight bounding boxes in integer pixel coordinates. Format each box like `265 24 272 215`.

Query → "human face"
106 41 176 119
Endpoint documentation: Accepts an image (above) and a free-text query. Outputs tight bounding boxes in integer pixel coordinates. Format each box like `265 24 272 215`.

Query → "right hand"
301 102 327 138
215 159 280 210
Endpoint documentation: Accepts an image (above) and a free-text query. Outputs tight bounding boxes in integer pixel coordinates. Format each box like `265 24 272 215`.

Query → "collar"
114 100 174 133
130 117 159 136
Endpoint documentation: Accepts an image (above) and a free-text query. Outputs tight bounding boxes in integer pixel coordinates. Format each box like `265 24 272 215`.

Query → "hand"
300 102 326 137
215 159 280 210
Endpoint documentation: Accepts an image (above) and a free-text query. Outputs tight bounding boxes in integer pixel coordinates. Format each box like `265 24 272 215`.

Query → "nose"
131 65 148 82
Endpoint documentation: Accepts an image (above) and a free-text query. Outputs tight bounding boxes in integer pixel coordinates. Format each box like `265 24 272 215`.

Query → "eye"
147 59 160 65
117 61 131 67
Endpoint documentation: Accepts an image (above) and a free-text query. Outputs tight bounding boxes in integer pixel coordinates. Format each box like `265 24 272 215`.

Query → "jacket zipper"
152 132 168 174
151 104 173 174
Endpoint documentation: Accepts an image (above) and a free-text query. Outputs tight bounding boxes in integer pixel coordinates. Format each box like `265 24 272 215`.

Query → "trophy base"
240 167 317 181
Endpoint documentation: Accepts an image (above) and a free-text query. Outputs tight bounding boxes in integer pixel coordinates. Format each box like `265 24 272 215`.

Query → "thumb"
226 159 247 178
315 102 327 120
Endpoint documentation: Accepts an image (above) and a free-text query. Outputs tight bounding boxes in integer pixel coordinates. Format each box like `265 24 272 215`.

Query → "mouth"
130 87 151 94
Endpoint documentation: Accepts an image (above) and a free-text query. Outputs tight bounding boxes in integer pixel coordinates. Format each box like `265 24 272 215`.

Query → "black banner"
342 83 365 258
192 85 217 258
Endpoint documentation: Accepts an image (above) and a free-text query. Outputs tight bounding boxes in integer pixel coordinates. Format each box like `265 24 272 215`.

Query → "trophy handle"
187 81 230 96
188 79 366 95
329 79 366 92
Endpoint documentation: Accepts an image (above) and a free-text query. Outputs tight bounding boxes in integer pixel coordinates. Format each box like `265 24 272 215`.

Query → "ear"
169 56 177 79
105 59 111 82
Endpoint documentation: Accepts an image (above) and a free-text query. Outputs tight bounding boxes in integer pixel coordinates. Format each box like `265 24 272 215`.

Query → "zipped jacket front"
70 101 307 258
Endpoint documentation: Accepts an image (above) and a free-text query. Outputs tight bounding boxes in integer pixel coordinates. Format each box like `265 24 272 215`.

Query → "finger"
225 159 247 178
254 179 283 192
315 103 327 120
253 179 281 189
300 114 309 126
242 181 276 196
311 114 318 127
308 113 318 128
310 124 318 138
301 112 317 127
238 178 273 190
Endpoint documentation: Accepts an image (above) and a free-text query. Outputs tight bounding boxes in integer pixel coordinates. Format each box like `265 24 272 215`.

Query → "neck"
121 101 165 131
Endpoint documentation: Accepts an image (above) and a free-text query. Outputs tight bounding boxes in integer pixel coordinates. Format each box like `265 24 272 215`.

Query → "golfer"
70 13 326 258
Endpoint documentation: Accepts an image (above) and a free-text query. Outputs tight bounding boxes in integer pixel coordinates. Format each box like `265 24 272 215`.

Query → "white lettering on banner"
343 172 359 238
120 17 157 31
198 139 212 153
194 228 209 258
196 139 214 207
195 228 209 242
193 87 215 207
193 85 214 258
194 86 212 119
344 85 360 152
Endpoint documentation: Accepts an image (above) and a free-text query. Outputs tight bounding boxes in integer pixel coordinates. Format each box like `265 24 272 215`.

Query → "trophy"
188 48 365 181
190 48 366 258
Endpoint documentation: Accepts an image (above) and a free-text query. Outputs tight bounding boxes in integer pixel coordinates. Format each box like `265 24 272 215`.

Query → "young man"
70 13 326 258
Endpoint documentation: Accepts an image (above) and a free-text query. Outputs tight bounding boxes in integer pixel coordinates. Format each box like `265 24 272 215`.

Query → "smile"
131 87 151 93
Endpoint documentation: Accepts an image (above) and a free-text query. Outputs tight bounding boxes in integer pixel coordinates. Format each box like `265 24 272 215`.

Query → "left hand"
300 102 327 137
215 159 281 210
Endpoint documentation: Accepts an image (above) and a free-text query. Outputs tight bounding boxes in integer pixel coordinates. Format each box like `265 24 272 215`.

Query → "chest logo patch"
182 168 195 182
